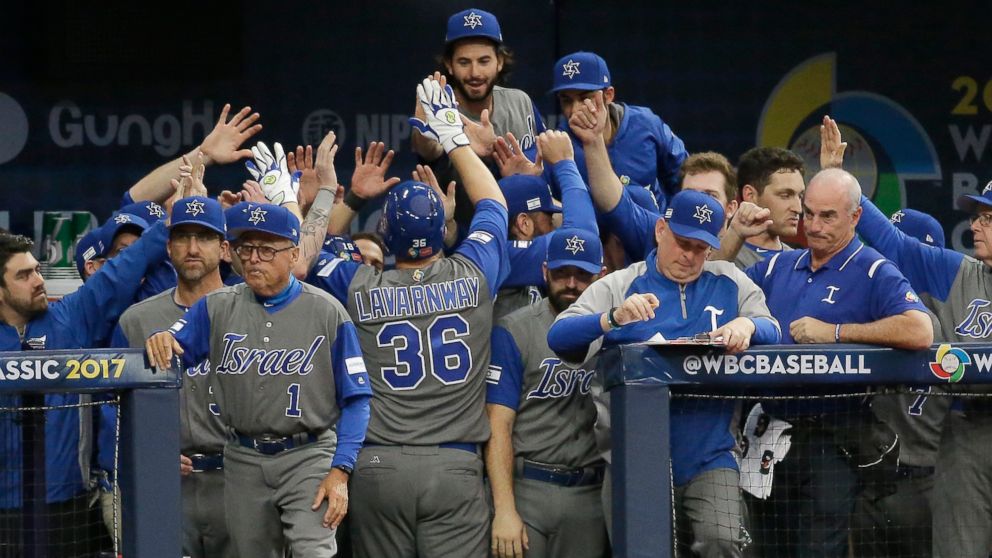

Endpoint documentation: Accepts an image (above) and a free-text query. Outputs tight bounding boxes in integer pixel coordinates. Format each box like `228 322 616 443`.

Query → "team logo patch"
565 234 585 255
526 197 541 211
25 335 46 350
82 246 97 261
693 204 713 224
263 175 277 186
148 202 165 218
445 111 457 125
486 364 502 384
890 211 904 224
168 319 187 334
467 231 494 244
984 180 992 195
185 199 205 216
925 234 934 243
562 59 581 79
905 290 919 303
412 269 425 282
345 356 367 375
114 214 131 224
463 11 483 29
930 344 970 383
664 208 674 219
249 207 267 225
620 175 630 186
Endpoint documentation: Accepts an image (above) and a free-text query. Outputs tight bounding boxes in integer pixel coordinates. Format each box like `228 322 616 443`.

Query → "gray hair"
810 168 862 214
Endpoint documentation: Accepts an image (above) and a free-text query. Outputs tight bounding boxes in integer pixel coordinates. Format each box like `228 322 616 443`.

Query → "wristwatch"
333 464 353 475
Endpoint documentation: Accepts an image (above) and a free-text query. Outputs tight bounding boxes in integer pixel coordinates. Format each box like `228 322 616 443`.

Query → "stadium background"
0 1 989 251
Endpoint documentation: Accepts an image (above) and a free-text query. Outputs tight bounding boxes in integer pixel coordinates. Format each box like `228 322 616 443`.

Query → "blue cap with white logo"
119 200 167 223
445 8 502 44
550 51 611 93
663 189 724 249
891 208 945 248
957 179 992 214
323 234 364 263
100 212 150 248
546 227 603 275
170 196 226 236
74 228 106 277
226 203 300 244
499 175 561 218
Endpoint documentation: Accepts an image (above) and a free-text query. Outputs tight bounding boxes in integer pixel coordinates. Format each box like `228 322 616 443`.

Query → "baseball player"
549 189 781 557
305 75 508 557
549 51 687 209
853 174 992 557
0 218 169 556
349 233 385 271
413 8 546 226
487 226 608 558
495 130 600 319
744 168 933 558
111 196 233 557
145 203 372 558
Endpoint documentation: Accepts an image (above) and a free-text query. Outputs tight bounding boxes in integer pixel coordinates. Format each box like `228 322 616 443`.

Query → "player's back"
346 254 494 445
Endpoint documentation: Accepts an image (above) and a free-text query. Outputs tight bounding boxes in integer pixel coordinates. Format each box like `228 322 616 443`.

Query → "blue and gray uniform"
307 199 509 558
549 252 779 556
168 278 371 558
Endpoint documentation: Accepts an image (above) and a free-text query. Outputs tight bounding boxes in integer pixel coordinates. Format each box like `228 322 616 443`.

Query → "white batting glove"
409 78 469 154
245 141 298 205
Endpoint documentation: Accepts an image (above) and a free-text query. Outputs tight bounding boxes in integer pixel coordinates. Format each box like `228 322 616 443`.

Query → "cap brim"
956 194 992 213
547 258 602 275
228 226 298 244
548 83 605 94
668 222 720 250
169 220 225 236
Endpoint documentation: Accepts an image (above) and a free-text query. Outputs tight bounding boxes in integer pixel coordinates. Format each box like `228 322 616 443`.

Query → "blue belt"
188 452 224 472
519 461 605 487
236 431 320 456
365 442 480 455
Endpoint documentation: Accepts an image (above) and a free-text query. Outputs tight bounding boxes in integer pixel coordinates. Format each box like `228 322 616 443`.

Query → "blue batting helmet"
377 181 446 261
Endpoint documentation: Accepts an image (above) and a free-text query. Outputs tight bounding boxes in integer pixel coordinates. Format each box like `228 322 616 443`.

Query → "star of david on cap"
562 60 581 79
984 180 992 195
565 234 585 255
148 203 165 218
114 214 131 224
185 199 205 216
249 207 267 225
694 205 713 224
890 211 904 223
463 11 483 29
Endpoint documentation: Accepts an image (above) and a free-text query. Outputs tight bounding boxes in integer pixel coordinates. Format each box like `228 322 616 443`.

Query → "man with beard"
111 196 233 557
0 218 169 556
486 227 608 558
411 8 545 226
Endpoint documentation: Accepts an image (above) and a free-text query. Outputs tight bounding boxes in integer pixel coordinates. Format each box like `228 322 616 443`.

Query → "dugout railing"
0 348 181 557
600 342 992 558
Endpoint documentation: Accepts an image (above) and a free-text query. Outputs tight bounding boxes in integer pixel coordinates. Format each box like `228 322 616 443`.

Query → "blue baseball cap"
100 212 150 248
445 8 502 44
323 234 364 263
170 196 226 236
118 200 166 223
549 51 611 93
546 227 603 275
891 208 945 248
626 184 659 213
499 175 561 218
74 229 106 277
226 203 300 244
663 189 725 249
957 179 992 214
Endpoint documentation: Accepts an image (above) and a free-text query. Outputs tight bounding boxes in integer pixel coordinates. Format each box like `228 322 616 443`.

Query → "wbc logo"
930 344 970 383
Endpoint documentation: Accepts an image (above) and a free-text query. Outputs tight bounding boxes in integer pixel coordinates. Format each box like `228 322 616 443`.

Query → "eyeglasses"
971 213 992 227
234 243 294 262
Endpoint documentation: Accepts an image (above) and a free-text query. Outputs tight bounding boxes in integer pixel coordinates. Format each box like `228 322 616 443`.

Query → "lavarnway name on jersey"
354 277 481 322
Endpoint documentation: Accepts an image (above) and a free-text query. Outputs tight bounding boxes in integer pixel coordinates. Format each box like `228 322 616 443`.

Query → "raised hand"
461 109 497 158
409 73 470 154
217 190 243 210
493 132 543 177
246 141 297 206
314 132 339 190
288 144 319 210
199 104 263 165
728 202 773 239
820 115 847 170
413 164 456 222
241 180 269 204
536 130 574 165
350 142 401 200
568 91 607 145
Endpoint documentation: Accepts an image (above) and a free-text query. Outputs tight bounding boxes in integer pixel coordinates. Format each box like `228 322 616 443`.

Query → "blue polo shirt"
746 238 926 342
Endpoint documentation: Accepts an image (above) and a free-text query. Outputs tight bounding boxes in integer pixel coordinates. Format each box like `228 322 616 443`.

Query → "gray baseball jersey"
734 242 792 270
344 254 495 445
487 298 601 467
171 282 370 437
114 288 226 454
493 285 541 321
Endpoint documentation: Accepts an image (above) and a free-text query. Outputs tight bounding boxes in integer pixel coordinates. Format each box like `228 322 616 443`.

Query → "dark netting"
666 386 985 558
0 394 120 558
